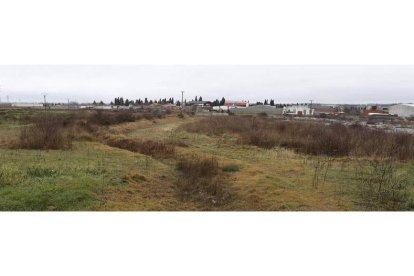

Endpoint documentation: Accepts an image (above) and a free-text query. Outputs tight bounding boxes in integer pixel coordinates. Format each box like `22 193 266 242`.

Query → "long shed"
388 104 414 118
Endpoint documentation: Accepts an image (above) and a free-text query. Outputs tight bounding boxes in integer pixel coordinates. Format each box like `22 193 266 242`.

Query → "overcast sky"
0 65 413 104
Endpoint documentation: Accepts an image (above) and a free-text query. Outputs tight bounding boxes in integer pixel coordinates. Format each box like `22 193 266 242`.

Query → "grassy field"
1 108 413 211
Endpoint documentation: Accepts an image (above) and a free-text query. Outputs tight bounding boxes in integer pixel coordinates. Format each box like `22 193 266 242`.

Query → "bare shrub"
72 118 99 140
311 157 335 188
143 113 152 120
182 117 414 160
355 159 410 210
106 138 175 158
89 110 138 126
16 113 73 149
114 112 137 123
177 155 220 177
175 155 233 205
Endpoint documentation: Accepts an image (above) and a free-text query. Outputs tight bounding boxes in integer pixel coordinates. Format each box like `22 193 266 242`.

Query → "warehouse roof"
392 103 414 107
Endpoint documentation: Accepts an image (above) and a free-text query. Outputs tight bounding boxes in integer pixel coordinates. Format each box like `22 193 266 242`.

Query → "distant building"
229 105 283 115
187 100 212 107
162 103 177 110
11 103 43 108
388 104 414 118
211 100 249 112
93 105 113 110
283 104 314 116
367 113 397 124
366 104 391 112
223 101 249 108
341 104 366 115
212 106 230 112
362 106 388 116
313 107 344 117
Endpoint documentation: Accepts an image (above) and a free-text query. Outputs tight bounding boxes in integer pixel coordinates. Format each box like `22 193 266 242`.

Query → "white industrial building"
11 103 43 108
388 104 414 118
283 104 314 116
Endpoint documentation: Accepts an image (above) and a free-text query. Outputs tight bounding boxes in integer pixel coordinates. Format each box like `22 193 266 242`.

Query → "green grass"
222 165 240 173
0 141 173 210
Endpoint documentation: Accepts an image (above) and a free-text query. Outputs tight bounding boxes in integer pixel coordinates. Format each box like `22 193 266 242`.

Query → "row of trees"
255 100 310 108
212 98 226 106
193 96 225 106
109 97 176 106
256 99 276 106
95 96 307 107
104 96 226 106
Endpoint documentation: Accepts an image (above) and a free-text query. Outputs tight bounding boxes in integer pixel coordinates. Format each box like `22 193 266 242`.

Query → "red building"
223 101 249 107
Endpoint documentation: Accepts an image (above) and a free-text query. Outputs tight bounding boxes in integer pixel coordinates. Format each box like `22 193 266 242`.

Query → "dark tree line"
111 97 175 106
100 96 229 107
95 96 311 108
256 99 275 106
210 97 225 106
254 100 310 108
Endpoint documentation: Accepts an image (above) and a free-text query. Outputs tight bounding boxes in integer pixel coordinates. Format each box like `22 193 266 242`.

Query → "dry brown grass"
175 155 233 205
106 138 175 158
9 110 173 150
182 116 414 160
89 110 139 126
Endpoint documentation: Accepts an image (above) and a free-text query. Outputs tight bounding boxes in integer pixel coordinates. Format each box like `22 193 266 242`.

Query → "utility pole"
181 90 184 109
42 93 48 111
310 99 313 116
67 98 70 110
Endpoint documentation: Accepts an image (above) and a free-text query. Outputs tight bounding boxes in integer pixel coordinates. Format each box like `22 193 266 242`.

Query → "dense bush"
175 155 233 205
17 113 73 149
183 117 414 160
89 110 139 125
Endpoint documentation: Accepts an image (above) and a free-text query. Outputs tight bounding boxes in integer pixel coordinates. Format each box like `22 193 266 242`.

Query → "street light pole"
181 90 184 109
